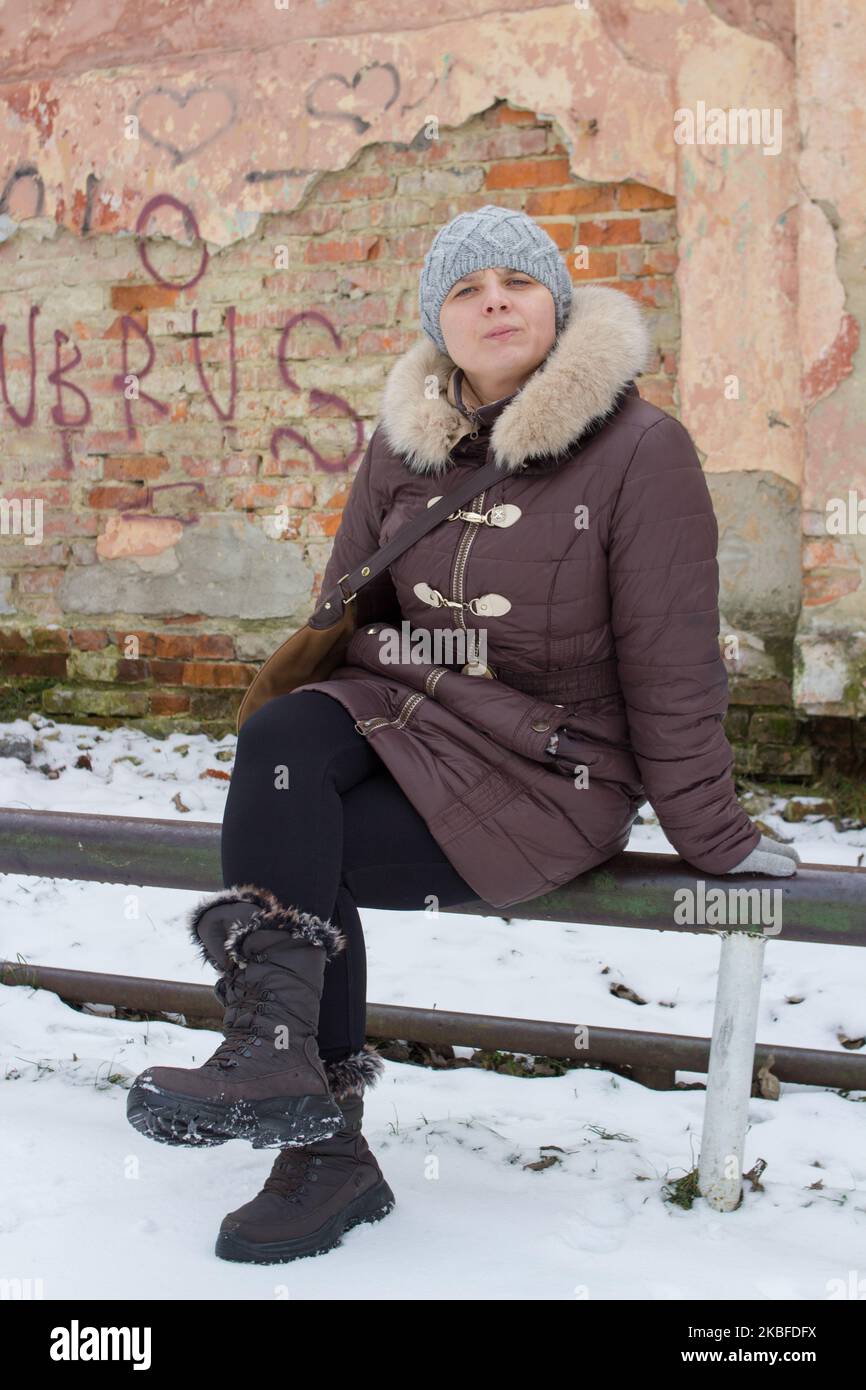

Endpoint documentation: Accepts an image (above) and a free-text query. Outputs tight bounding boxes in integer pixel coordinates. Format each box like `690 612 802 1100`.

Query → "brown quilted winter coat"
290 285 761 909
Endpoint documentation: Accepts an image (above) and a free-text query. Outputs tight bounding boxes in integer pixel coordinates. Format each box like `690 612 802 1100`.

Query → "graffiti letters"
0 194 365 471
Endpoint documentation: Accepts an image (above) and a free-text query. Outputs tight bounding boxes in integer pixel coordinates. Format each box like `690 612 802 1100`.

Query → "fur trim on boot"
323 1045 385 1102
188 884 346 971
128 884 348 1150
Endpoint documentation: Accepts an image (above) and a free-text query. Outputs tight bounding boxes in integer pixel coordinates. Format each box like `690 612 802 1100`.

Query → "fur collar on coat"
379 284 653 477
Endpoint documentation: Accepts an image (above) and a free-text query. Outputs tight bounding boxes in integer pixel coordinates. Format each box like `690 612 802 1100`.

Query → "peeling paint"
0 0 863 717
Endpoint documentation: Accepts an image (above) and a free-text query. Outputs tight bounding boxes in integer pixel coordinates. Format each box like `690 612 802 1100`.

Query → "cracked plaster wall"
0 0 864 718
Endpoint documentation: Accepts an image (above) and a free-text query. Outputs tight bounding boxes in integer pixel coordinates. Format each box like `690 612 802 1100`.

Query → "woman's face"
438 266 557 385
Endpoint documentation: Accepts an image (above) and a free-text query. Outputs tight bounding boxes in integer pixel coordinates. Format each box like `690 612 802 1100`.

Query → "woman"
127 204 799 1264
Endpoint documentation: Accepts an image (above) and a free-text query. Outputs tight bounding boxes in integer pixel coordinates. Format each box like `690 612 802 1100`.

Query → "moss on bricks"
0 678 58 721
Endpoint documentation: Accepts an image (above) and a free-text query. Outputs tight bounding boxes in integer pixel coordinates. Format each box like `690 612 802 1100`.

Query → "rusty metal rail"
2 959 865 1093
1 805 864 1212
1 806 863 943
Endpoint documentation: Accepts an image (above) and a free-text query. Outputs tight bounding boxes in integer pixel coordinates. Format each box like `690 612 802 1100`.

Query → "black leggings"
220 690 477 1062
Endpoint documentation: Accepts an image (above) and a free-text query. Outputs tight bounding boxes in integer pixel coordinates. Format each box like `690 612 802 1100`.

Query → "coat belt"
448 657 621 702
493 657 621 703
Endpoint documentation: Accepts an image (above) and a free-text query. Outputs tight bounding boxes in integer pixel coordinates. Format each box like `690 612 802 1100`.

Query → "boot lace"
263 1150 323 1203
203 956 279 1070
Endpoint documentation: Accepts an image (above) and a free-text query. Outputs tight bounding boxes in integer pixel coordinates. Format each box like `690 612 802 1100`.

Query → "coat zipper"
450 487 488 633
355 691 426 736
357 456 487 730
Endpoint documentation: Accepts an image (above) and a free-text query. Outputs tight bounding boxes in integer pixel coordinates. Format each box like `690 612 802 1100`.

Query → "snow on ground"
1 713 864 1300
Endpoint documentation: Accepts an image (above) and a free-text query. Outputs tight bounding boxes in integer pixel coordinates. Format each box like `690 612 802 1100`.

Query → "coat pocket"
549 729 644 798
354 691 427 737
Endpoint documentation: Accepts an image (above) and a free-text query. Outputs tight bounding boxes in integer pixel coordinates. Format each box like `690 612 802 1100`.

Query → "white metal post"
698 928 767 1212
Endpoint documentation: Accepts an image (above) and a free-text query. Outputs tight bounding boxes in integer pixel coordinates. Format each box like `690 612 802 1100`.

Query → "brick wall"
0 101 679 736
1 89 862 780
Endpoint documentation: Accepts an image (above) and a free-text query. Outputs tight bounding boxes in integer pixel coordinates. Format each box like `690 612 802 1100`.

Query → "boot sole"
126 1084 344 1149
214 1179 397 1264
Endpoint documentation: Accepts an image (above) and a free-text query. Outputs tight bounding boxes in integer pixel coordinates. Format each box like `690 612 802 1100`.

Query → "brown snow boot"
215 1044 396 1264
126 885 346 1150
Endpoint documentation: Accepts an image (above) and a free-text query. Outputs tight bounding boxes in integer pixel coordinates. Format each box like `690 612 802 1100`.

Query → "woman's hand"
724 833 801 877
544 729 562 757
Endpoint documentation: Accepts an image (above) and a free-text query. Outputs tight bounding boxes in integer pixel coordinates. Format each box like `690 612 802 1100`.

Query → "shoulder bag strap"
309 453 507 628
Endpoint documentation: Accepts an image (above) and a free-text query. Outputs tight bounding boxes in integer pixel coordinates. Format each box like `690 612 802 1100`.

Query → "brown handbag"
235 453 508 733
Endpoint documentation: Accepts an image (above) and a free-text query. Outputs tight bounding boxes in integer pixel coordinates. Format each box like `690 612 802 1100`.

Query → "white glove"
725 833 801 877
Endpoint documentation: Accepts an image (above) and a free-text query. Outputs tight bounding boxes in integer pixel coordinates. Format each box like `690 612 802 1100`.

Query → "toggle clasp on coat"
413 582 512 616
426 497 522 528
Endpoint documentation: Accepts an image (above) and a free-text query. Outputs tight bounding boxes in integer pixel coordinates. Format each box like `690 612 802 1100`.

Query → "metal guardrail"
1 806 863 940
1 806 864 1212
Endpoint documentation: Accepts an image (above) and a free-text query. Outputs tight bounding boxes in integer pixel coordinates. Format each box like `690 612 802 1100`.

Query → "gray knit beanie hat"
419 203 573 355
